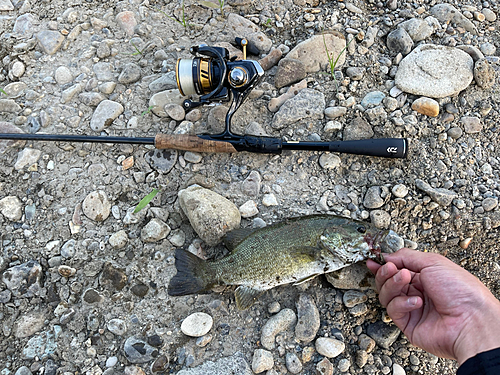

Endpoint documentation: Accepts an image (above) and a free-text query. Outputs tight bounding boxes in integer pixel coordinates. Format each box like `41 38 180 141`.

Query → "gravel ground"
0 0 499 374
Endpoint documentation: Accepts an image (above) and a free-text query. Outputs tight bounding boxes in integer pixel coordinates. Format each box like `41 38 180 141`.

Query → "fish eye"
357 226 366 234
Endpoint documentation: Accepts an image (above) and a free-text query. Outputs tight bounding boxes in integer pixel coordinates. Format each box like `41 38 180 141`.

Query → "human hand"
367 248 500 365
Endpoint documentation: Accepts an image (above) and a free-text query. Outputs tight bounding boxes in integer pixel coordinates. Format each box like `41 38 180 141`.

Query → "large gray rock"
287 32 346 73
386 28 413 55
430 4 477 34
295 294 320 343
398 18 434 42
225 13 272 53
149 89 185 117
178 185 241 245
395 44 474 98
36 30 65 55
343 116 374 141
272 88 325 130
415 179 457 206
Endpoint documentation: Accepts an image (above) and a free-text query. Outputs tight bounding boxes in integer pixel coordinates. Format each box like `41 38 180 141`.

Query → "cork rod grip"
154 134 237 153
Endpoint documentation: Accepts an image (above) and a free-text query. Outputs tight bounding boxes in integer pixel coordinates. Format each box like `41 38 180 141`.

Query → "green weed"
134 188 160 213
200 0 225 17
0 88 7 96
141 105 155 117
264 18 273 28
131 41 144 56
323 33 354 91
153 2 189 29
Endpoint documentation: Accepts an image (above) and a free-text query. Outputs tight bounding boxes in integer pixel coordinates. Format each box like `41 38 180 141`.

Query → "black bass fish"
168 215 387 309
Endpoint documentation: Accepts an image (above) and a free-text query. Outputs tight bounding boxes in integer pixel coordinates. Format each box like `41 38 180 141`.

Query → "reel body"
175 44 264 137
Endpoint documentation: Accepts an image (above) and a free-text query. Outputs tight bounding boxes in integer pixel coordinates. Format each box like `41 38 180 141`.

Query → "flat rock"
461 116 482 134
116 11 137 36
274 58 306 89
176 352 252 375
123 337 158 363
395 44 474 98
366 321 401 349
225 13 272 53
118 63 142 84
13 14 37 36
181 312 213 337
149 71 177 92
14 311 46 338
325 263 376 290
411 97 439 117
107 318 127 336
14 147 41 171
82 190 111 221
0 99 22 113
93 62 115 81
109 230 128 249
2 260 42 297
415 179 457 206
474 58 496 89
36 30 64 55
252 349 274 373
0 122 25 153
343 290 367 308
90 100 124 132
178 185 241 245
295 294 320 343
149 89 185 117
343 116 373 141
386 28 413 55
398 18 434 42
140 218 171 242
315 337 345 358
261 308 297 350
241 171 261 196
0 0 14 11
430 4 477 34
287 32 346 73
145 149 178 173
272 88 325 130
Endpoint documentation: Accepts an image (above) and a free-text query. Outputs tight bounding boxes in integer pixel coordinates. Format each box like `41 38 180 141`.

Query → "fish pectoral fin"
234 286 264 310
293 274 320 286
223 227 257 252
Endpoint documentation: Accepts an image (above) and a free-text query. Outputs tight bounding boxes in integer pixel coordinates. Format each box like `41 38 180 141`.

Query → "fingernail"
380 266 387 277
408 296 418 306
393 272 401 283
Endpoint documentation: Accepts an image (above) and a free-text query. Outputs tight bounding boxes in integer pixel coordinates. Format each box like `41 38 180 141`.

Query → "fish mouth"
365 230 389 263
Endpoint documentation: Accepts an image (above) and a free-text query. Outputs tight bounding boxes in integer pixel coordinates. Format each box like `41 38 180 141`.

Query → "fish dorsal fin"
223 227 257 251
234 286 264 310
293 273 320 286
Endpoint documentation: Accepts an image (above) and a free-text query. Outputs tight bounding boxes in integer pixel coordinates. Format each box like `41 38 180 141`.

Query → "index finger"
383 248 443 272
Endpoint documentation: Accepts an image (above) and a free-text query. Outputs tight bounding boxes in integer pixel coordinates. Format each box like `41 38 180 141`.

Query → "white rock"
181 312 213 337
395 44 473 98
55 66 73 85
239 200 259 218
149 90 185 117
109 230 128 249
315 337 345 358
319 153 341 169
90 100 124 132
252 349 274 373
262 193 278 207
141 218 171 242
0 196 23 221
393 363 406 375
107 318 127 336
82 191 111 222
14 147 41 170
178 185 240 246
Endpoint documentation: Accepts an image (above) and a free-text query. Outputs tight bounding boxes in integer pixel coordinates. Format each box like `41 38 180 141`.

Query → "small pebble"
252 349 274 373
315 337 345 358
181 312 213 337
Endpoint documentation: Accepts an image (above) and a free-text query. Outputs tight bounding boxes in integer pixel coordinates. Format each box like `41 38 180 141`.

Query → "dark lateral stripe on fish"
168 248 213 296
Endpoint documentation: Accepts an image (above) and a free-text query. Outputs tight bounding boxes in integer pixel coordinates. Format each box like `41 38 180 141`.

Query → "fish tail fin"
168 248 214 296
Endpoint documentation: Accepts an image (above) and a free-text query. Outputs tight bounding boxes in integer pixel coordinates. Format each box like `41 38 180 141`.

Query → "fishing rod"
0 42 408 159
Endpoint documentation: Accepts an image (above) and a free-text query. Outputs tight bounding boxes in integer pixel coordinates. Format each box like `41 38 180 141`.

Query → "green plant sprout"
323 33 354 91
0 88 7 96
264 18 273 28
153 2 189 29
134 188 160 213
141 105 155 117
200 0 225 17
131 41 143 56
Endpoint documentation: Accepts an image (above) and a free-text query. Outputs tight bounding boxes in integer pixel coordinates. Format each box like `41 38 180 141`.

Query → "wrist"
454 299 500 365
